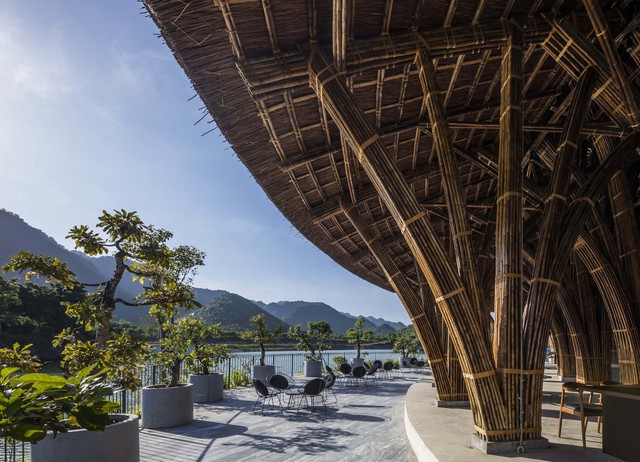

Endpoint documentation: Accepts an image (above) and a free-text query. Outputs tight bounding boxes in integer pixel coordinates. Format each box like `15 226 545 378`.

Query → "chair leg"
597 415 602 433
581 417 587 449
558 411 564 437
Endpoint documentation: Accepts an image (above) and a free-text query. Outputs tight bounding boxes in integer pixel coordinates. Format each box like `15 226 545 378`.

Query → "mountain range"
0 209 405 333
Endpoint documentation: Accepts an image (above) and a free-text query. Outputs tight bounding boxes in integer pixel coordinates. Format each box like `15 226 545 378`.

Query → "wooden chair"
558 381 603 448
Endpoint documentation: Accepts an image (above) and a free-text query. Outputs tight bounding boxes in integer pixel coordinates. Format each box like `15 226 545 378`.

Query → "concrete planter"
351 357 365 368
304 360 323 377
141 383 193 429
252 365 275 384
31 414 139 462
189 373 224 403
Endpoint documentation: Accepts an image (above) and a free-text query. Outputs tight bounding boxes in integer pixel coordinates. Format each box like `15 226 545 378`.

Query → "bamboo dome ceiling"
144 0 640 295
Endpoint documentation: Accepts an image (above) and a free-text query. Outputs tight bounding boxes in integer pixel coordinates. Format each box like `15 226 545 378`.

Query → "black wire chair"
352 366 367 387
269 374 291 394
323 372 338 404
365 363 379 386
252 379 283 414
286 378 326 411
337 363 353 386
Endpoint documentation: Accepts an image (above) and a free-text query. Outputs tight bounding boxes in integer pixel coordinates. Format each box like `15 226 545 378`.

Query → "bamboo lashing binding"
400 211 428 234
463 369 496 380
434 286 465 303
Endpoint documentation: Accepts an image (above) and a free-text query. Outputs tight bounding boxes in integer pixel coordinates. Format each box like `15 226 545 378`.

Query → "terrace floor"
139 372 421 462
139 367 624 462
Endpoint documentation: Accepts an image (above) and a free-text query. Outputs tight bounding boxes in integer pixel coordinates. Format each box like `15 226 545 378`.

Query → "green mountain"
261 300 386 335
193 292 288 331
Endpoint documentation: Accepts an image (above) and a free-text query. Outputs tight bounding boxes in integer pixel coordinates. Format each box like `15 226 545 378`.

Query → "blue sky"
0 1 410 324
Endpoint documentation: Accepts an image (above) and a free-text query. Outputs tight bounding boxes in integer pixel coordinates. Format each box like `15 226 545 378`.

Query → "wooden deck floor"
140 372 424 461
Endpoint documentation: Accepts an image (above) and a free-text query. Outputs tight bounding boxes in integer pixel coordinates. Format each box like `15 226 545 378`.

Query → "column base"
471 435 549 454
433 399 470 408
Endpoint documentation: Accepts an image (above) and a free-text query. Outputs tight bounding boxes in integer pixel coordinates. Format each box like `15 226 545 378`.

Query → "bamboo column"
494 21 524 432
523 131 640 431
551 311 576 378
300 43 508 439
340 199 454 399
415 47 484 330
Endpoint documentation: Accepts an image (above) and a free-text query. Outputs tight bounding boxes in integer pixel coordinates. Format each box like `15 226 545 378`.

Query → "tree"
287 321 332 360
346 316 373 359
2 210 204 389
392 330 419 358
240 313 282 366
2 210 204 346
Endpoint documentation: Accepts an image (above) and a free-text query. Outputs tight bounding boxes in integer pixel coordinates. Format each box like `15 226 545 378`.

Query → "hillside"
261 300 385 335
193 292 288 331
366 316 406 331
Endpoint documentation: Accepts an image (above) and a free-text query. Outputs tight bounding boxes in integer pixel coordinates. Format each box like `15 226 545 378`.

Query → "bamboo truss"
144 0 640 447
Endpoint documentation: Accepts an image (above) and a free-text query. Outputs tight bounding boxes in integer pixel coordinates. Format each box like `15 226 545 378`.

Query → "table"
580 384 640 461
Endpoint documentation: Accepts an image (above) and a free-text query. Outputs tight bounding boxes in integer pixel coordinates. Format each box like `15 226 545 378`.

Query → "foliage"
0 365 117 443
240 314 282 367
226 366 251 389
181 317 229 376
156 317 228 387
346 316 374 359
2 210 204 346
287 321 332 360
332 355 347 367
0 343 41 373
53 331 149 391
0 278 83 337
392 330 420 358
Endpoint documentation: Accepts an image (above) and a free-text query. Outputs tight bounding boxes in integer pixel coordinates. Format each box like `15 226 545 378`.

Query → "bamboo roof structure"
143 0 639 293
144 0 640 446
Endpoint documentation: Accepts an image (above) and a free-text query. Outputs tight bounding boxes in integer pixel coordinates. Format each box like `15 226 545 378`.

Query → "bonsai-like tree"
2 210 204 389
346 316 373 359
182 317 229 376
240 313 282 366
3 210 203 345
392 330 420 358
287 321 332 361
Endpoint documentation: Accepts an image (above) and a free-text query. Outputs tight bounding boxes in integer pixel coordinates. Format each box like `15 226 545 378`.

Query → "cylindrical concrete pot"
351 357 365 368
251 365 275 384
141 383 193 429
304 360 323 377
188 373 224 403
31 414 139 462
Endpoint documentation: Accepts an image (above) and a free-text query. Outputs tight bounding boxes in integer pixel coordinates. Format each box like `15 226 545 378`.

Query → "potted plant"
0 360 139 462
183 318 229 403
288 321 332 377
346 316 373 368
141 316 197 429
240 313 282 383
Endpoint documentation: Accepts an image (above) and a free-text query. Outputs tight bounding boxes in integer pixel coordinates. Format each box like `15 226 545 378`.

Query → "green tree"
240 313 282 366
287 321 332 360
392 330 419 358
346 316 373 359
3 210 204 346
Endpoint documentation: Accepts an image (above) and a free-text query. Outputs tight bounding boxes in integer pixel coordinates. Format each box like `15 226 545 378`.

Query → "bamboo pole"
415 47 484 330
301 43 509 439
493 21 524 432
340 199 454 399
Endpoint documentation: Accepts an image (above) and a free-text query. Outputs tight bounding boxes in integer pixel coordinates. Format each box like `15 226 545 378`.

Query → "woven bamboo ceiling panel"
144 0 640 292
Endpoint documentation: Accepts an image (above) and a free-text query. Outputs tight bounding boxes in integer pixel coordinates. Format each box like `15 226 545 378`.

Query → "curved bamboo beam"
340 199 455 399
301 43 509 439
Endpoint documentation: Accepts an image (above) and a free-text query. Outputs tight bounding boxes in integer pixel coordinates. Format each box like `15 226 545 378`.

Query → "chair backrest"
253 379 270 397
353 366 366 378
383 361 394 371
269 374 289 391
324 372 336 388
339 363 352 374
325 366 333 374
367 364 379 375
410 357 418 365
416 360 425 368
373 360 383 367
304 378 325 396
